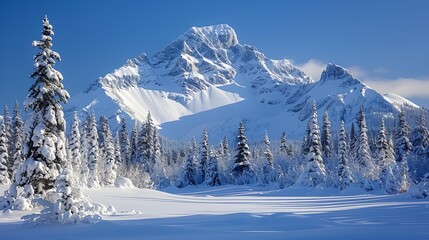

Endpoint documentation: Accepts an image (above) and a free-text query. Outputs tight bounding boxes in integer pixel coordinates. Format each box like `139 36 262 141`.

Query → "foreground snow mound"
114 177 135 188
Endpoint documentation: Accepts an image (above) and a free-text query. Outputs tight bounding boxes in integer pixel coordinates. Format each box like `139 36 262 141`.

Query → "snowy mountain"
65 24 419 142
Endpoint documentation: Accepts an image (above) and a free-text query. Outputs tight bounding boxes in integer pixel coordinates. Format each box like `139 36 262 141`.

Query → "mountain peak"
320 63 354 81
180 24 239 49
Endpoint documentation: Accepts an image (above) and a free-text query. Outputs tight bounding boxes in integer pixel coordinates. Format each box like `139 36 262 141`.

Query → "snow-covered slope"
383 93 420 109
1 184 428 240
65 24 420 141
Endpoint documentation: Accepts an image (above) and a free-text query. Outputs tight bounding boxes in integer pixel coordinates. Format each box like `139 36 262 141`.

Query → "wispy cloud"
365 78 429 99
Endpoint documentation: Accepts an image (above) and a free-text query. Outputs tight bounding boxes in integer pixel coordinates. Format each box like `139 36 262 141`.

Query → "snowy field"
1 185 429 240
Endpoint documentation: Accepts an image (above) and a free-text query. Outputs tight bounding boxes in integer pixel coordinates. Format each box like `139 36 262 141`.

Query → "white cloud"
364 78 429 99
295 59 326 81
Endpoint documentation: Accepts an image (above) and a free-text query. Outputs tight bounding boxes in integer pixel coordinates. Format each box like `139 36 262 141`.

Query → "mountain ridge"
65 24 420 142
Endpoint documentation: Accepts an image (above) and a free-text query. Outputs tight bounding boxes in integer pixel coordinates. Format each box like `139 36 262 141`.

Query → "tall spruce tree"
87 114 100 188
198 129 209 184
321 111 332 159
395 110 412 162
231 122 253 184
262 132 275 185
137 112 157 173
349 123 357 154
68 112 81 177
15 16 70 195
130 124 138 165
297 101 327 187
409 113 429 181
119 118 131 168
376 118 393 184
355 107 377 187
280 131 288 154
393 110 412 193
205 147 221 186
337 121 354 189
410 113 429 151
0 122 10 185
99 116 116 186
182 143 197 186
114 132 122 174
79 117 90 187
10 101 24 179
2 106 12 177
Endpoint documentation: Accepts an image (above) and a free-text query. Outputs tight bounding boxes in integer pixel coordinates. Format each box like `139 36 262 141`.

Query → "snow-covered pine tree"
2 106 12 178
395 110 412 162
355 106 377 189
182 143 197 187
393 110 412 193
99 116 116 186
216 139 229 184
297 101 327 187
192 136 199 161
280 131 288 155
349 122 357 154
198 129 209 184
337 121 354 190
151 127 161 169
286 143 294 157
137 112 157 173
10 101 24 179
0 122 10 185
410 113 429 152
301 117 312 155
205 147 221 186
130 124 138 165
79 117 90 187
87 114 100 188
114 132 122 175
152 128 168 189
409 113 429 181
388 134 396 161
321 111 332 159
376 118 393 184
261 132 275 185
384 165 398 194
301 135 309 155
231 122 254 184
68 112 81 178
221 136 231 165
23 167 103 224
119 118 131 168
97 116 107 157
15 16 70 196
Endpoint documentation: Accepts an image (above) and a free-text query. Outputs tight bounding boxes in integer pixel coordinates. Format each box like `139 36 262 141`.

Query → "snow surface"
0 184 428 239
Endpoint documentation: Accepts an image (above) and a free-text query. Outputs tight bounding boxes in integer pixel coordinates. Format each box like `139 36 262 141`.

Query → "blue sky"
1 0 429 110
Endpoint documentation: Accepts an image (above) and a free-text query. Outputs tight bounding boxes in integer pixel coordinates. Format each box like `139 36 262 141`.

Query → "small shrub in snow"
21 168 107 224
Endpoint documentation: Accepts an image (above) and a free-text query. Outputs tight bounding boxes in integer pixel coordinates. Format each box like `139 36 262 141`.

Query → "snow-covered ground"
1 185 428 239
